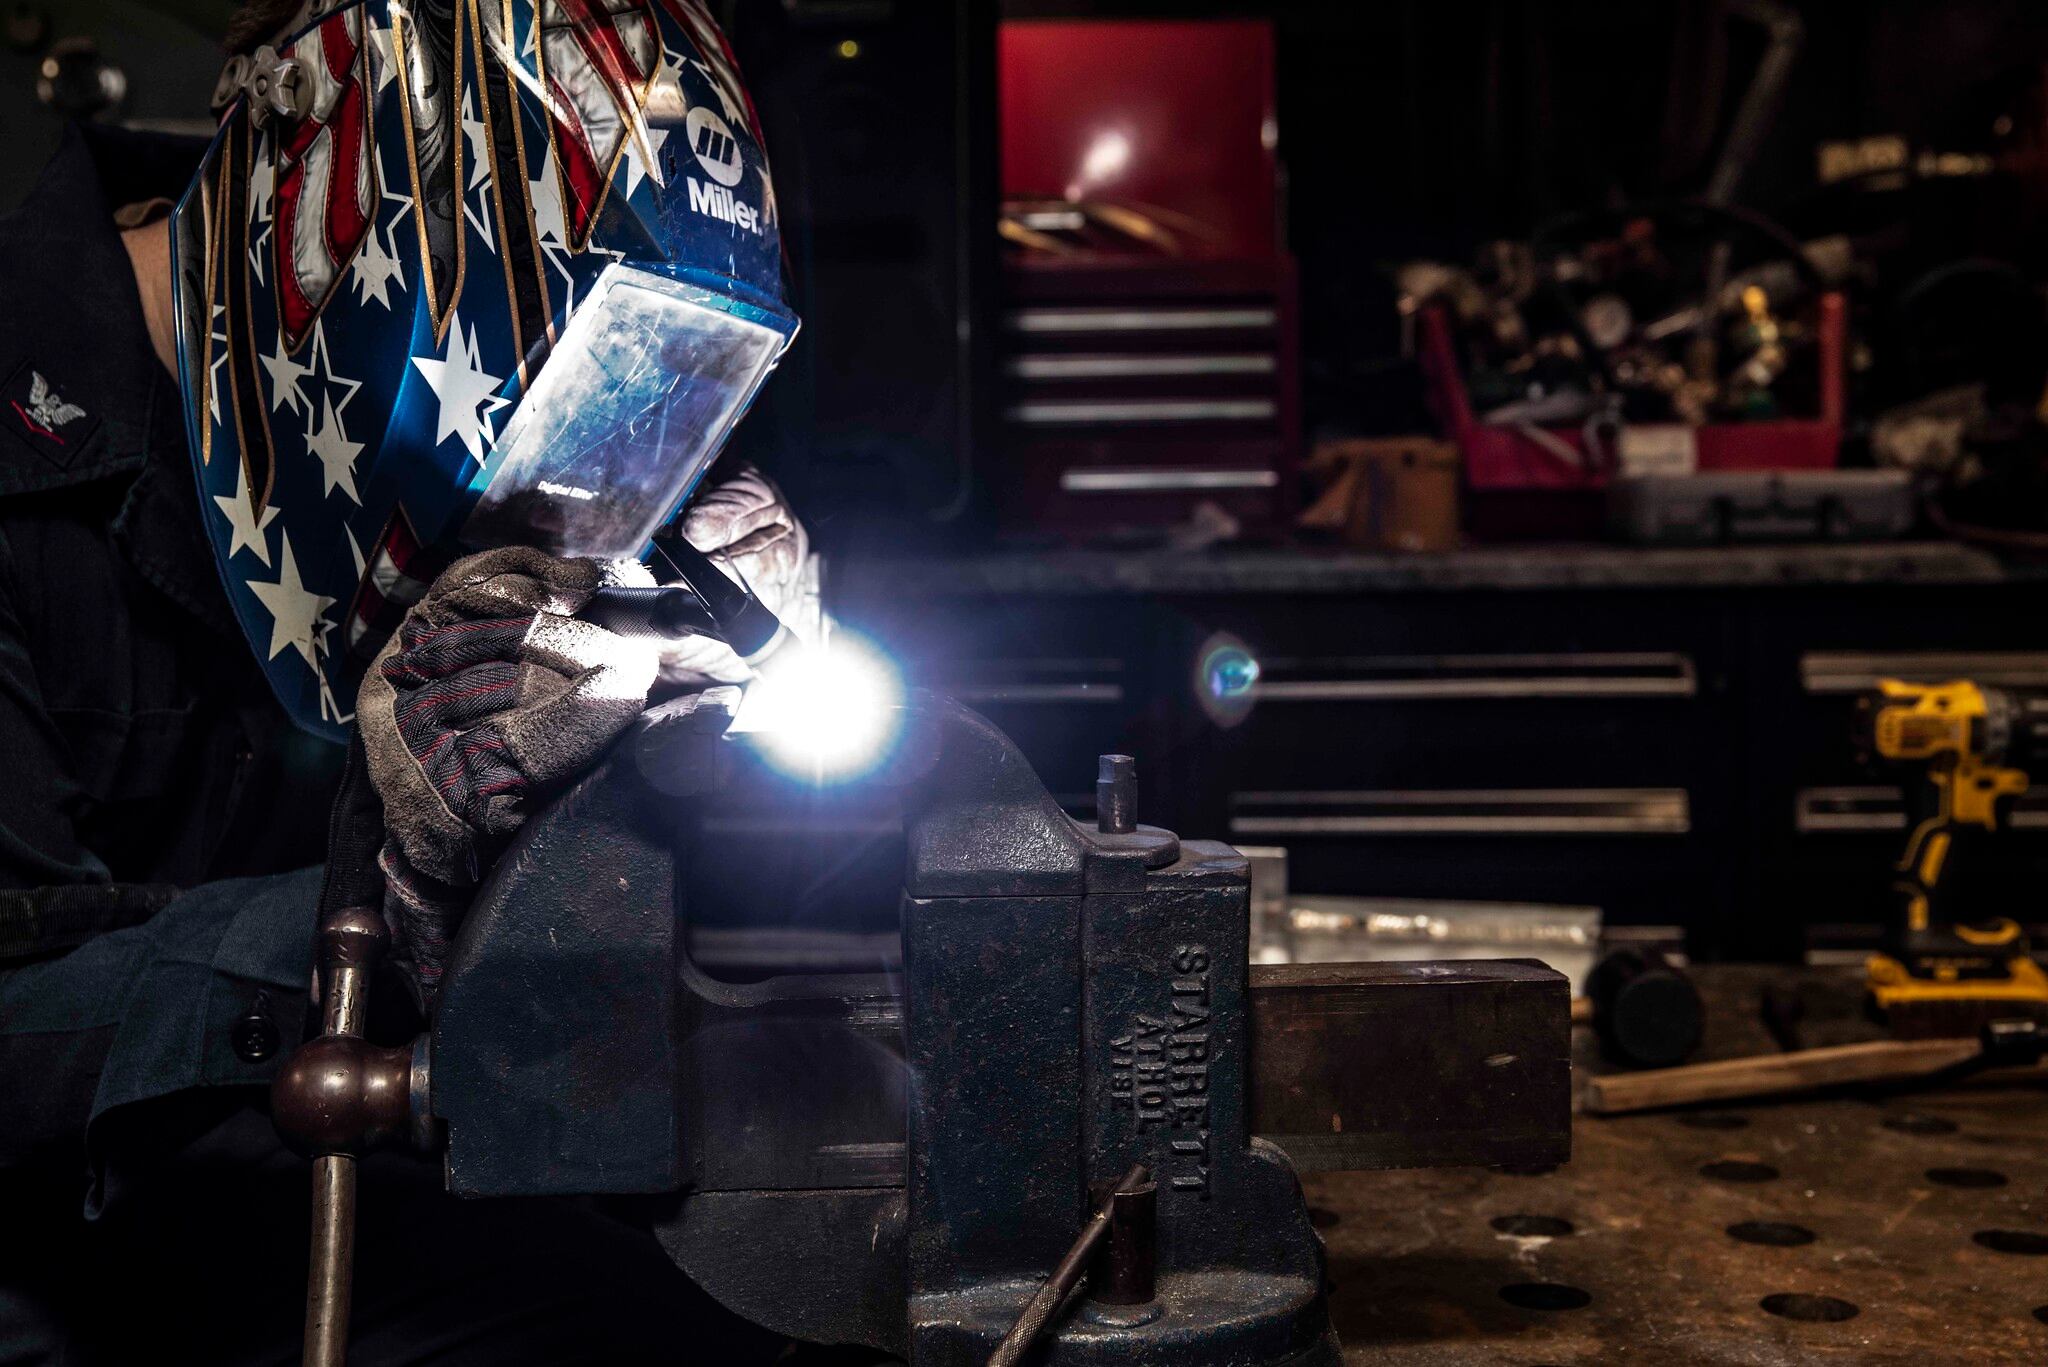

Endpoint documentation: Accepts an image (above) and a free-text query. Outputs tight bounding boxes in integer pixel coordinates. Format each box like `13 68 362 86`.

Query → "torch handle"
581 538 788 663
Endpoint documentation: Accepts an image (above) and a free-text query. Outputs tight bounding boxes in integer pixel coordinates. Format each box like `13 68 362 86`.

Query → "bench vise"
297 692 1570 1364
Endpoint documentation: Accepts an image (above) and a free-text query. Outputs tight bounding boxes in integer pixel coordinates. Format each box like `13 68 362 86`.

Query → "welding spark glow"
729 633 903 780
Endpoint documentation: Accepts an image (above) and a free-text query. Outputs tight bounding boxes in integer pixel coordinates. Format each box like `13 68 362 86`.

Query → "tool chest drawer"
1160 589 1735 828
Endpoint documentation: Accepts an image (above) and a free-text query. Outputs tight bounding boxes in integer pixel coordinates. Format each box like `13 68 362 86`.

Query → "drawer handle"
1252 652 1696 702
1797 784 2048 832
948 683 1125 705
1801 651 2048 694
1006 353 1277 380
1059 467 1280 492
1017 400 1279 426
1005 306 1278 334
1230 788 1691 837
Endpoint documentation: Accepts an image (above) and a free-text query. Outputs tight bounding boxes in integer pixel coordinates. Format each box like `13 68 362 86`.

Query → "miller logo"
14 372 86 442
683 105 760 233
686 107 746 187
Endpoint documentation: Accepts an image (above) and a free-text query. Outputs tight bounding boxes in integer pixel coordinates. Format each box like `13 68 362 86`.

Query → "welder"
0 0 815 1360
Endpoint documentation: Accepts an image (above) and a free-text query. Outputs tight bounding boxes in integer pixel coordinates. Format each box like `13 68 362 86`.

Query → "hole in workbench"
1498 1282 1592 1311
1308 1206 1340 1229
2034 1305 2048 1326
1882 1113 1959 1136
1975 1230 2048 1256
1491 1214 1574 1238
1676 1112 1750 1130
1699 1160 1779 1183
1927 1167 2008 1189
1728 1221 1816 1247
1760 1293 1858 1323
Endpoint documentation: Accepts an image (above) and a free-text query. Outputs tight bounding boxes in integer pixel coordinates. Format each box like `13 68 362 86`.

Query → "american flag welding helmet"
169 0 798 739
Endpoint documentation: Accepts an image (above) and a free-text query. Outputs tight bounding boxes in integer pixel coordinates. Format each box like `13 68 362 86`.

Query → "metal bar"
1229 787 1692 836
1005 306 1277 333
305 1157 356 1367
1012 399 1279 425
1234 786 1690 805
300 908 384 1367
1232 815 1690 836
1006 353 1277 379
1795 786 1907 833
1797 784 2048 832
1248 960 1571 1172
987 1164 1151 1367
948 683 1125 704
1802 651 2048 695
1250 652 1697 701
1058 466 1280 492
1253 677 1695 701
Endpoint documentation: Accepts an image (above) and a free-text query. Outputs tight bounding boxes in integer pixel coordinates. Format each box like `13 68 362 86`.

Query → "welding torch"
578 530 790 660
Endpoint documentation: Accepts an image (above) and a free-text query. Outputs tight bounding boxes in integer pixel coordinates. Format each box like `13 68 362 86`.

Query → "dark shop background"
16 0 2048 967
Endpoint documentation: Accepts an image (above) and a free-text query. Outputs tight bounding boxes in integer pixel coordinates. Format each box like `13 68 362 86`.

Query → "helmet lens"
462 263 788 558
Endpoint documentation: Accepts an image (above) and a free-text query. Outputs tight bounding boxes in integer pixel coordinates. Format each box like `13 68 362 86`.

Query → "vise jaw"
429 692 1569 1364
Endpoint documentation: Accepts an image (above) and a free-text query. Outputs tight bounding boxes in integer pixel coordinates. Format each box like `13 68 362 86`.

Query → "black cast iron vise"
301 692 1570 1364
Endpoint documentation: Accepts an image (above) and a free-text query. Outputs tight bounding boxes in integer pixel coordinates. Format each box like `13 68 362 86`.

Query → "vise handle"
987 1164 1153 1367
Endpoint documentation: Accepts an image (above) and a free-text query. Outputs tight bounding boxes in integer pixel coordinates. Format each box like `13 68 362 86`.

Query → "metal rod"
987 1164 1150 1367
305 1154 356 1367
294 906 386 1367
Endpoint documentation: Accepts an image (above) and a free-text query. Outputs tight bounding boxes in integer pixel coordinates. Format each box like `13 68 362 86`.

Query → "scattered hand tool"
1584 1018 2047 1115
1857 679 2048 1037
1576 947 1705 1069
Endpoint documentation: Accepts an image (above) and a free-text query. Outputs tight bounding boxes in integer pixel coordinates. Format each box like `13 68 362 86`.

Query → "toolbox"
1607 468 1914 545
1421 293 1847 537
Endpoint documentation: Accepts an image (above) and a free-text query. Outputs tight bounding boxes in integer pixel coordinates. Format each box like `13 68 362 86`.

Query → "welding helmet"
169 0 796 738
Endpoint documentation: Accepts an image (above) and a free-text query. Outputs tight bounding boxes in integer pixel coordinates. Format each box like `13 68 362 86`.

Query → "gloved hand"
357 546 657 1000
658 464 817 686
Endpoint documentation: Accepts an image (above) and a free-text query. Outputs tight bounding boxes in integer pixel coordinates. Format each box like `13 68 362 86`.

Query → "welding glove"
357 546 658 1001
657 463 817 687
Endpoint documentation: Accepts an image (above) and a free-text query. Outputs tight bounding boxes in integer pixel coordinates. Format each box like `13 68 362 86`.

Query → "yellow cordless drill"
1859 680 2048 1037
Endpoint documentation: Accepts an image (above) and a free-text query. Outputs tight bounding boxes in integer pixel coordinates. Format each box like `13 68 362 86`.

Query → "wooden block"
1250 959 1571 1172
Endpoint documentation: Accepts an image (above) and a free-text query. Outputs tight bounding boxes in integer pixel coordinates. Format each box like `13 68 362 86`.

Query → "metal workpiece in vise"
328 693 1571 1364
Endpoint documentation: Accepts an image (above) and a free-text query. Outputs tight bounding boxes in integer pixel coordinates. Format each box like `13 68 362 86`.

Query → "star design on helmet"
318 671 354 727
354 136 417 310
344 522 367 580
352 227 404 309
692 57 746 125
464 154 497 255
412 312 510 466
306 392 364 504
623 124 669 199
248 131 275 286
212 459 279 567
206 302 229 426
364 13 397 95
246 530 337 673
249 148 275 224
532 149 568 250
461 85 491 191
262 333 313 416
524 146 622 328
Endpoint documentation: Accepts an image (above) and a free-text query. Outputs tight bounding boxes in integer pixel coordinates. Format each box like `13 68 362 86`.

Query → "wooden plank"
1249 959 1572 1172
